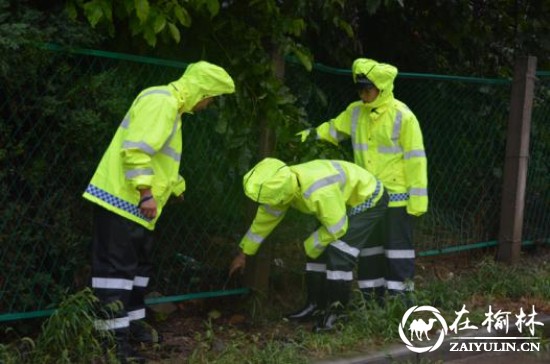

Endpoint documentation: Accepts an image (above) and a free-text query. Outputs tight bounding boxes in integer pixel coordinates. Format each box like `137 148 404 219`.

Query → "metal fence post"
497 56 537 263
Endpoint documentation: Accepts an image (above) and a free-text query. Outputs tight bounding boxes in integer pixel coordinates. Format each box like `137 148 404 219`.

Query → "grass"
0 288 117 364
179 247 550 363
1 247 549 363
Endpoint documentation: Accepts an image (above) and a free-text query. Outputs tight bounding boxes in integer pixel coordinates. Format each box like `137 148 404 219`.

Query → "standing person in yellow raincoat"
297 58 428 311
229 158 388 332
83 61 234 363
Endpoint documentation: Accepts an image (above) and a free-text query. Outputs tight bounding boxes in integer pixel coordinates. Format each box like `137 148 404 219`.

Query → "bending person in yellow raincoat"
229 158 388 332
83 61 235 363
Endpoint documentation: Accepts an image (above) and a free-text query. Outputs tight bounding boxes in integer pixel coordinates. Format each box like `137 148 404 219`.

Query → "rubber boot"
313 280 351 333
285 271 325 322
129 319 163 344
115 328 146 364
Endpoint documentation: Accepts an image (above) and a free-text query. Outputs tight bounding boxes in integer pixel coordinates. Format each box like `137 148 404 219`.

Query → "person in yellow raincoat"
83 61 234 363
298 58 428 308
229 158 388 332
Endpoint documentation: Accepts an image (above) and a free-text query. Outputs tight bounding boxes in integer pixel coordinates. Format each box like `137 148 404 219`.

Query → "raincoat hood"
243 158 298 206
169 61 235 113
352 58 397 109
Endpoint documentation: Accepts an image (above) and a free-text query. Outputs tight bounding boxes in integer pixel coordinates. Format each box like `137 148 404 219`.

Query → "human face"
192 97 214 112
359 86 379 103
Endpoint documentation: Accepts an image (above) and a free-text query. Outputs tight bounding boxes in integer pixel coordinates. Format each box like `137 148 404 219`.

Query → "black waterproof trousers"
91 205 154 340
357 206 416 301
307 191 389 309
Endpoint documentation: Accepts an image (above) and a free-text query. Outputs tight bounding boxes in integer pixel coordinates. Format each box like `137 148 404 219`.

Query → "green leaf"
153 14 166 33
99 0 113 22
292 47 312 72
168 22 181 43
204 0 220 18
174 6 191 27
337 19 354 38
83 1 104 28
135 0 150 24
143 26 157 46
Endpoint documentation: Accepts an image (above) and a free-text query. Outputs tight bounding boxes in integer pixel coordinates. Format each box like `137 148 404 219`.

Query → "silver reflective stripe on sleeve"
94 317 130 331
327 270 353 281
404 149 426 159
330 161 346 190
306 263 326 272
133 276 150 287
159 118 181 161
331 240 359 258
125 168 154 180
327 215 347 235
409 188 428 196
120 113 130 129
160 145 181 162
360 246 384 257
263 204 284 217
312 231 323 251
245 230 264 244
92 277 133 290
122 140 156 155
329 124 347 142
128 308 146 321
303 174 343 198
358 278 385 288
385 249 416 259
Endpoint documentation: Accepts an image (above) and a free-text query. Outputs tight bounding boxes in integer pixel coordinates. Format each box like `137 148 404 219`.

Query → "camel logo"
398 305 449 353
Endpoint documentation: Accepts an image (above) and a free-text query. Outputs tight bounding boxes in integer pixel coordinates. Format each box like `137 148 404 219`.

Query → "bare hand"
229 252 246 277
139 195 157 219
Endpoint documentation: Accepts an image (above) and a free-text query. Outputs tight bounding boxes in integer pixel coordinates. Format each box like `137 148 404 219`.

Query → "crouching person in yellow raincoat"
83 61 235 363
229 158 388 332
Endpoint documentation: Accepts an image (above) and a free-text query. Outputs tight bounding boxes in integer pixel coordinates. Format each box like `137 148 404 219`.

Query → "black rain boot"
313 308 347 333
313 280 351 333
115 328 146 364
129 319 163 344
285 271 325 322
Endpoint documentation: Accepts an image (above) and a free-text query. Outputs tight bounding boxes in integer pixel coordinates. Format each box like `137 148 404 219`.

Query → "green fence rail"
0 45 548 322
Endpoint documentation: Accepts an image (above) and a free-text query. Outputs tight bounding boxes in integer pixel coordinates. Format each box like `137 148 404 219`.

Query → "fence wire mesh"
0 46 548 321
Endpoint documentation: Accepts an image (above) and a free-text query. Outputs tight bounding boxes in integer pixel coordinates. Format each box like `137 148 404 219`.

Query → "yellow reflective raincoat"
83 61 235 230
240 158 384 259
313 58 428 216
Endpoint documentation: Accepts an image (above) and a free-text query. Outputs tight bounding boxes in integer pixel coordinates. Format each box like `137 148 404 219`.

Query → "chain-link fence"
1 45 548 321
